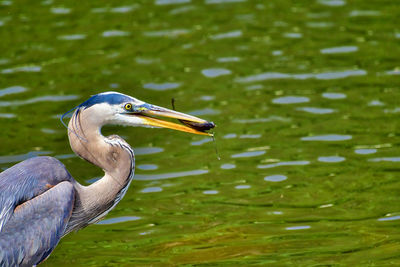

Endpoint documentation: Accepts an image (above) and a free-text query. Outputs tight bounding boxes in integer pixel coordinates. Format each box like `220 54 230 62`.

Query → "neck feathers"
65 108 135 233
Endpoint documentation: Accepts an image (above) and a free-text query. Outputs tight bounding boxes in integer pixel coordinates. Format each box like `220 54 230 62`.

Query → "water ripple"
301 134 352 141
272 96 309 104
368 157 400 162
188 108 220 116
143 29 190 37
318 0 346 6
233 116 291 123
210 30 242 40
0 113 15 118
134 169 208 180
205 0 246 4
1 65 42 74
220 163 236 169
143 82 181 91
320 46 358 54
258 161 310 169
57 34 86 40
156 0 191 5
137 164 159 170
0 86 27 97
97 216 141 225
296 107 335 114
231 150 266 158
318 156 345 162
286 225 311 230
201 68 231 78
134 147 164 155
378 215 400 221
235 69 366 83
264 174 287 182
101 30 130 37
0 95 78 107
50 7 71 14
0 151 52 164
322 92 347 99
141 187 163 193
203 190 219 194
354 149 377 155
216 57 241 62
191 138 212 146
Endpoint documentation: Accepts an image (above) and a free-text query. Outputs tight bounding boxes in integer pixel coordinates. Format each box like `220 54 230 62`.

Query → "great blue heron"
0 92 214 266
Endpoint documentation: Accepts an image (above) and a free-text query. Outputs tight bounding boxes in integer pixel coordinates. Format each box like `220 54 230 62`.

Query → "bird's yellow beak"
132 104 215 136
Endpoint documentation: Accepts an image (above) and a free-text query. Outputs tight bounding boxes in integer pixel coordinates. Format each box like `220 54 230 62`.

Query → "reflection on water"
354 148 377 155
191 138 212 146
235 184 251 189
1 65 42 74
143 82 181 91
134 147 164 155
272 96 310 104
2 0 400 265
0 95 78 107
155 0 191 5
57 34 86 40
286 225 311 230
203 190 219 194
378 215 400 221
137 164 158 170
220 163 236 169
322 92 347 99
301 134 352 141
258 161 310 169
320 46 358 54
264 174 287 182
296 107 335 114
318 156 345 162
101 30 130 37
210 30 242 40
235 69 366 83
143 29 190 37
201 68 232 78
0 86 27 97
231 150 266 158
141 187 163 193
369 157 400 162
0 151 52 164
134 169 208 180
96 216 141 225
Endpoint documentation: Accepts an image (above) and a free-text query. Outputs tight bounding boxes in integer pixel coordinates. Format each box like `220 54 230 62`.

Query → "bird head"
70 91 215 136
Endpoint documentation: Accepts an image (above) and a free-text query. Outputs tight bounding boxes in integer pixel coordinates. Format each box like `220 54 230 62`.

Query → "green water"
1 0 400 265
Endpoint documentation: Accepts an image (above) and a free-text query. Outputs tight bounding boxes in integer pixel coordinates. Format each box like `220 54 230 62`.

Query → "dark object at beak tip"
180 120 215 132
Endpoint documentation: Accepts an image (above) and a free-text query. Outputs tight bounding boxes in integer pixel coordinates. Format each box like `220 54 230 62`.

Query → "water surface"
1 0 400 266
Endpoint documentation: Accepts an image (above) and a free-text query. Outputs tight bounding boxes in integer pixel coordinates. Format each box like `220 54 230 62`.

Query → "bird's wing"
0 156 73 231
0 181 75 266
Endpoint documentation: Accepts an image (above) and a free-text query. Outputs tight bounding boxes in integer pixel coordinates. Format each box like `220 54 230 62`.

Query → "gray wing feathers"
0 181 75 267
0 156 73 232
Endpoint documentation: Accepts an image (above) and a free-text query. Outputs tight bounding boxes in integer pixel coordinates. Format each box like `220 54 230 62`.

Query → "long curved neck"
65 108 135 233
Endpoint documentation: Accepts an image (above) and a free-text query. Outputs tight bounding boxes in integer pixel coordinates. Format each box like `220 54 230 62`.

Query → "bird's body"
0 92 214 266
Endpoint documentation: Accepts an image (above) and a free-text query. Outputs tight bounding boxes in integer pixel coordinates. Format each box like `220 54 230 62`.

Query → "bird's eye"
124 103 132 110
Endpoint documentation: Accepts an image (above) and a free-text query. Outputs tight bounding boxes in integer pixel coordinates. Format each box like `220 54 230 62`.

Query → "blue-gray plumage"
0 92 214 266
